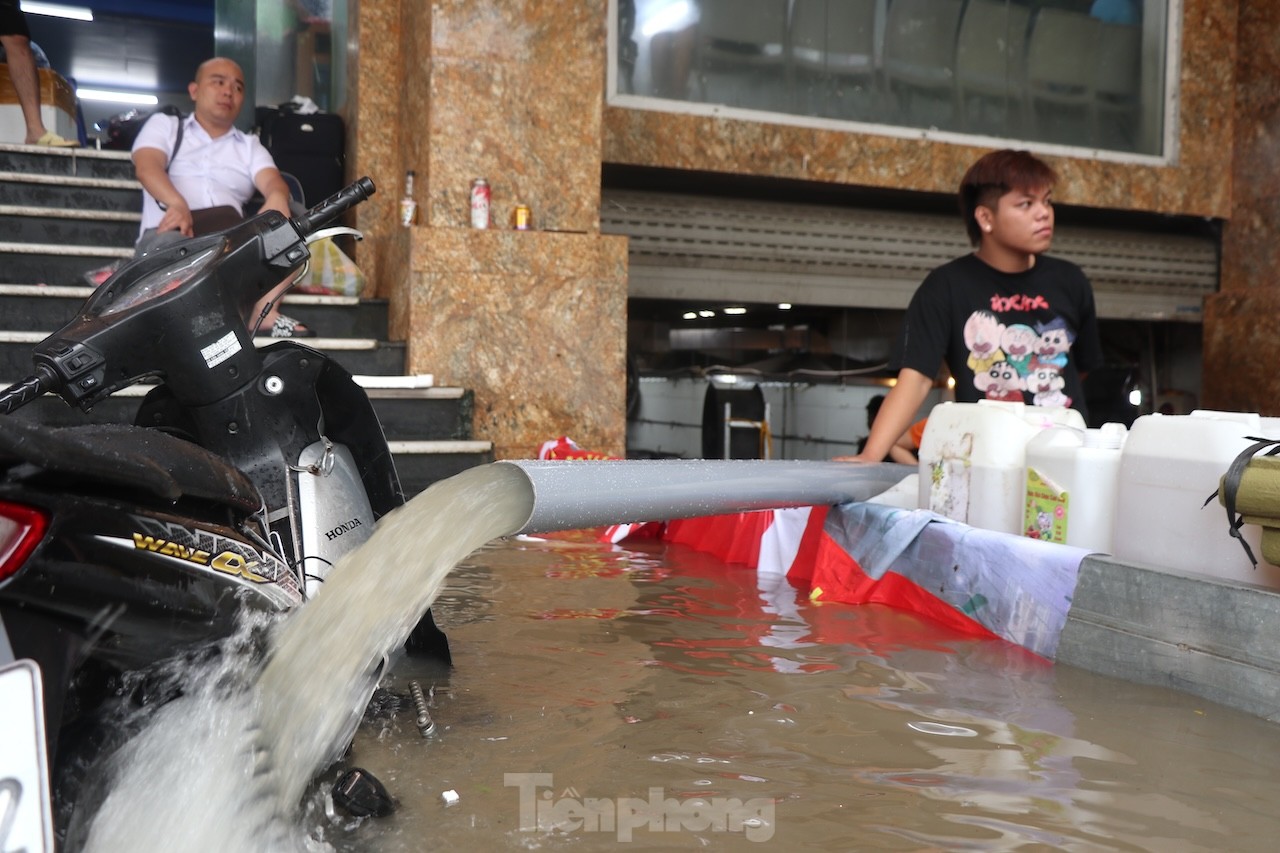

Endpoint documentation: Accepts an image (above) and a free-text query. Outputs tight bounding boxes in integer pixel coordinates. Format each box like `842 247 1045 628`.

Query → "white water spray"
81 464 534 852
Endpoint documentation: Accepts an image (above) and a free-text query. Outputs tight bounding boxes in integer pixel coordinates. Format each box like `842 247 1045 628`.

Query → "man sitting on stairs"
131 56 316 338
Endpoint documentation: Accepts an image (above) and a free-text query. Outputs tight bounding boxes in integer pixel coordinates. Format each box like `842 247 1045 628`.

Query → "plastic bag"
300 237 365 296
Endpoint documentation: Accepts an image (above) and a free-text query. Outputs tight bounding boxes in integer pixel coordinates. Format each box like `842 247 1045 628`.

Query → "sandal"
34 131 77 147
257 314 317 338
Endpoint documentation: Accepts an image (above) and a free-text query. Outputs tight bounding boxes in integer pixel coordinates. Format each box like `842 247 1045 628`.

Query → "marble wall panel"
407 228 629 459
1221 0 1280 295
348 0 408 300
1205 0 1280 415
1203 290 1280 414
421 0 605 233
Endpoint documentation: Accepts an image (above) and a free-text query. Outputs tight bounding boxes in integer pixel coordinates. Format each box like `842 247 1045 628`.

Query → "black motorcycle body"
0 179 445 845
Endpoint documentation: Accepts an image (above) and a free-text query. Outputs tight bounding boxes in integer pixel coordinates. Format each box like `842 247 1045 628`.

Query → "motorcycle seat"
0 418 262 514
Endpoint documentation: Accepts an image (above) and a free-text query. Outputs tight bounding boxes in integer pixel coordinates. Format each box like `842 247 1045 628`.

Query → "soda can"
512 203 531 231
470 178 490 229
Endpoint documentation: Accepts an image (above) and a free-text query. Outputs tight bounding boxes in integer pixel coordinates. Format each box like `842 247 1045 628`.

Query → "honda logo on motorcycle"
324 517 364 541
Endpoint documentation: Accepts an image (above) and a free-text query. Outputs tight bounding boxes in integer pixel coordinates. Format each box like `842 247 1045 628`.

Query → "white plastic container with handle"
1023 423 1127 553
917 400 1086 535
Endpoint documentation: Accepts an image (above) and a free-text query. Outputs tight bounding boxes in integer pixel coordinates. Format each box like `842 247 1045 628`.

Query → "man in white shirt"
131 57 313 337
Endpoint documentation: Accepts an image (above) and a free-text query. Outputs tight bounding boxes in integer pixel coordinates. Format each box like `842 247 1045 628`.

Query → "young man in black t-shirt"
837 149 1103 464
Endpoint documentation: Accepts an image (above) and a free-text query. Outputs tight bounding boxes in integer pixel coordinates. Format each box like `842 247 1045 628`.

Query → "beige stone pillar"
349 0 628 459
1204 1 1280 414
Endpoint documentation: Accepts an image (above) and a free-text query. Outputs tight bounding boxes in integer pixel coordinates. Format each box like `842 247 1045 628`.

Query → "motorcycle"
0 177 447 848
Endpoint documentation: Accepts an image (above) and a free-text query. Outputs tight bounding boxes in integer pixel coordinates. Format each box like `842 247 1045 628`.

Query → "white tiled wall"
627 377 943 460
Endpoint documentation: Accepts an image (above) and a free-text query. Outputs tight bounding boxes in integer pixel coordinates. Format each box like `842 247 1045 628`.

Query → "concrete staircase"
0 142 492 495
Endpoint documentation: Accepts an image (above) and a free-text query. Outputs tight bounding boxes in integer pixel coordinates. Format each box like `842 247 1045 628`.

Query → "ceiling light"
76 89 159 105
777 303 792 310
640 0 696 37
20 2 93 21
682 312 697 320
698 310 715 318
723 307 747 315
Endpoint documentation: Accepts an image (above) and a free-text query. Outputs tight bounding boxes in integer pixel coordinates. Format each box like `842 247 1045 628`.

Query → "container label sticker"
1024 467 1068 543
928 431 973 524
201 331 241 369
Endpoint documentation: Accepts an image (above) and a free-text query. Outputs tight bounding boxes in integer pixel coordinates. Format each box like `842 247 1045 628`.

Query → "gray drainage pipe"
497 459 915 535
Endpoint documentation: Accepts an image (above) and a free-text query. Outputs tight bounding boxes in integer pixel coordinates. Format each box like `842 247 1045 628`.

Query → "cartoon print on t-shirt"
974 359 1025 402
964 310 1006 375
1026 356 1072 408
1033 317 1075 369
1000 323 1037 375
965 308 1078 406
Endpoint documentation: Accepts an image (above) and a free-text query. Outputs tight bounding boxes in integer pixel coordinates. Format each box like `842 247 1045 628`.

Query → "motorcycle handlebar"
0 369 54 415
292 177 376 237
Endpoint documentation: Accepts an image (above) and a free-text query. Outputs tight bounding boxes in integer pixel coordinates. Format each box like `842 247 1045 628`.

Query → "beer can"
470 178 490 229
512 203 531 231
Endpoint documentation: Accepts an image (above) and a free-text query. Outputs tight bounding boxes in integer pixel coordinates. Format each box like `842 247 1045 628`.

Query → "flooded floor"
325 531 1280 852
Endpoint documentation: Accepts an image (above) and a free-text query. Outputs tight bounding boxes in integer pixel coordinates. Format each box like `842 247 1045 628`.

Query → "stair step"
394 444 497 496
388 440 493 454
0 170 142 213
0 241 133 257
0 143 137 181
0 204 140 222
4 380 477 442
0 286 392 338
0 335 406 377
0 207 141 246
362 386 476 440
0 245 133 287
0 170 139 189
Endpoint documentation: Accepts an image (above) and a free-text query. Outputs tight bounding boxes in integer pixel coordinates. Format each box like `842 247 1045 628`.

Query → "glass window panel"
613 0 1169 157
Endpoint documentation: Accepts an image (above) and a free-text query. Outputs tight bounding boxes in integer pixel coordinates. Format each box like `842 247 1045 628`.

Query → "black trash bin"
702 384 768 459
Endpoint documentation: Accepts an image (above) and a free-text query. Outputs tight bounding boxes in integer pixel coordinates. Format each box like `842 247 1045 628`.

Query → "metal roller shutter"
601 190 1216 322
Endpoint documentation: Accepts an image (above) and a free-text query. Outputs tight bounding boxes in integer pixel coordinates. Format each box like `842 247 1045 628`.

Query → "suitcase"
257 108 345 206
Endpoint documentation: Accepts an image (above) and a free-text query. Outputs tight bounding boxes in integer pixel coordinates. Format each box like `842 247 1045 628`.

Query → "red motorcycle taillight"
0 501 48 583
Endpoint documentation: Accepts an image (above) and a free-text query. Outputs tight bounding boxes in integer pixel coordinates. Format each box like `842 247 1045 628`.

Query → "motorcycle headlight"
97 246 220 316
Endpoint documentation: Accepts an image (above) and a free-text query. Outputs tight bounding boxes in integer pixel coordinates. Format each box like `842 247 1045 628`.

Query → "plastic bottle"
399 170 418 227
1023 423 1126 553
917 400 1086 535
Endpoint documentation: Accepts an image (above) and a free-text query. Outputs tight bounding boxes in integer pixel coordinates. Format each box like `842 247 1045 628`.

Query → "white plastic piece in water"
442 789 460 806
908 721 979 737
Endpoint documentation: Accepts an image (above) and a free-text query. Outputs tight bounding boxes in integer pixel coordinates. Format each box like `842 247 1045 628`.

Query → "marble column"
350 0 628 458
1204 1 1280 413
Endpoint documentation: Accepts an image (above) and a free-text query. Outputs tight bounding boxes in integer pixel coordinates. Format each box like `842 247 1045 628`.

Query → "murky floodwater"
69 461 1280 853
316 531 1280 852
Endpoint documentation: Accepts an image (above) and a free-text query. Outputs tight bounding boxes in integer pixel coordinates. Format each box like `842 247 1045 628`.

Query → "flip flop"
34 131 77 147
256 314 317 338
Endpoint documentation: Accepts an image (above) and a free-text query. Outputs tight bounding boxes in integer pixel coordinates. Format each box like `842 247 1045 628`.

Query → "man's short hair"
958 150 1059 246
